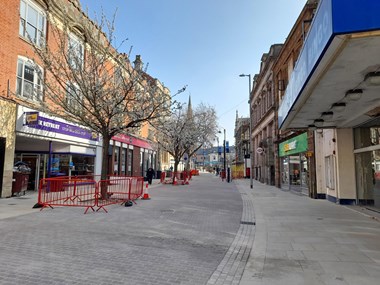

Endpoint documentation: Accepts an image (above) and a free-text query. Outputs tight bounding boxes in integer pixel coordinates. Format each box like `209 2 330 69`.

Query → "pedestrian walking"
147 167 155 185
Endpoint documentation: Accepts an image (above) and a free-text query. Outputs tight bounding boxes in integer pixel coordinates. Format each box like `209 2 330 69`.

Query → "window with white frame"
68 33 84 70
16 57 43 101
66 82 82 111
325 155 336 190
19 0 46 47
114 66 123 85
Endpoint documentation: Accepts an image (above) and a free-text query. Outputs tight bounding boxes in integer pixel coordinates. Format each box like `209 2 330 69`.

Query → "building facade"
0 0 164 197
250 44 282 185
272 0 318 196
278 0 380 208
234 112 250 179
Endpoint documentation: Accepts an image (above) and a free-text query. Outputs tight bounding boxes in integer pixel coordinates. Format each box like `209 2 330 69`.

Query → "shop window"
325 155 336 190
355 151 378 206
289 155 300 185
71 155 94 176
19 0 46 47
121 148 126 175
127 149 133 175
16 57 43 101
50 154 69 175
281 157 289 186
140 151 144 176
113 147 119 175
300 155 308 187
354 127 380 149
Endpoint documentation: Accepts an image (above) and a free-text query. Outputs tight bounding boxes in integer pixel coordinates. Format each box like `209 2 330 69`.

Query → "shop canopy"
279 0 380 130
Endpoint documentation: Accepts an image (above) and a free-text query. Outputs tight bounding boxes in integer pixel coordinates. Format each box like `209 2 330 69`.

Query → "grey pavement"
0 174 242 285
1 175 380 284
238 179 380 285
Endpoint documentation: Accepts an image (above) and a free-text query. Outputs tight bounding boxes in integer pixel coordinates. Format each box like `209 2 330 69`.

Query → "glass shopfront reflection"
355 150 380 208
281 154 308 193
354 126 380 209
279 133 309 195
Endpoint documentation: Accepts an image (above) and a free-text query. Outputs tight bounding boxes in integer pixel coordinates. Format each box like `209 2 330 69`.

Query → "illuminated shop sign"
24 112 98 141
279 133 308 157
284 141 297 152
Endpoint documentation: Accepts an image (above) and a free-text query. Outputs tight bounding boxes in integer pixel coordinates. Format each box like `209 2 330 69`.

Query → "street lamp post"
218 129 227 182
239 73 253 189
223 129 227 181
216 137 220 173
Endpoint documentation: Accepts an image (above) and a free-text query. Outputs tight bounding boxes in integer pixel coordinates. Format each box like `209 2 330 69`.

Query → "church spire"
186 95 193 119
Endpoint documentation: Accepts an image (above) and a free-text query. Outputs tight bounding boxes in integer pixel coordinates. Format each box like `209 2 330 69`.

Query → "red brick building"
0 0 162 197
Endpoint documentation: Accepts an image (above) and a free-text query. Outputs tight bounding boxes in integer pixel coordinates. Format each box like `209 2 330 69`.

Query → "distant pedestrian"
147 167 155 185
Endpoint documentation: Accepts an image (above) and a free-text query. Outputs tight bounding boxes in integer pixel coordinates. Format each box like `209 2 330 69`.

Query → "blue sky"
80 0 306 144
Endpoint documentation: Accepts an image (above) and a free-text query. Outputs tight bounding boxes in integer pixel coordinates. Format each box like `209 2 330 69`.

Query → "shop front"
354 126 380 209
111 134 155 177
277 0 380 207
14 106 101 190
279 133 309 195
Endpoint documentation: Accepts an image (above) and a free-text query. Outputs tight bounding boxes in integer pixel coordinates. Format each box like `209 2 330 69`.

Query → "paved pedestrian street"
1 173 380 285
0 174 243 285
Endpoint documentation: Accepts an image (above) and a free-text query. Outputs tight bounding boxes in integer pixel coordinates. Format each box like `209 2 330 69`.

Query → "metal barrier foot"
40 204 54 211
124 200 133 207
96 206 108 213
84 206 95 214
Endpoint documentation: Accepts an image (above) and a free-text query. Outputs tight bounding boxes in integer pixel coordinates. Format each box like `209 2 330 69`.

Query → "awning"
112 134 154 150
279 0 380 130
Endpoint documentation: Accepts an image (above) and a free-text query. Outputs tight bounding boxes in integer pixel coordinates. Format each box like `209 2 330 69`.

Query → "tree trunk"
173 158 180 184
101 135 111 199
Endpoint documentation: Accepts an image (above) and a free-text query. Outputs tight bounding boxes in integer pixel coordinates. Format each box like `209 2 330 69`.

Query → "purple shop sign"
24 112 99 141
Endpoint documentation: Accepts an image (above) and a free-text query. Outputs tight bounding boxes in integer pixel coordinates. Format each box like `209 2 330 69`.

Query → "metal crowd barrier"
96 176 144 213
38 175 144 214
173 171 189 185
160 171 190 185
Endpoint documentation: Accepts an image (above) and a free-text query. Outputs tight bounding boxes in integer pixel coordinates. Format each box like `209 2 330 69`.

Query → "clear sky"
80 0 306 144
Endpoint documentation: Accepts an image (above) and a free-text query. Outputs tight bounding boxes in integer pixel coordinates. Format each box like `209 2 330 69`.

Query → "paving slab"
0 174 242 285
237 179 380 285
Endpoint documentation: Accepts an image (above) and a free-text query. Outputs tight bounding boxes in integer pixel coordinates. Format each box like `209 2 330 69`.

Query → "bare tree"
154 102 217 183
27 2 185 197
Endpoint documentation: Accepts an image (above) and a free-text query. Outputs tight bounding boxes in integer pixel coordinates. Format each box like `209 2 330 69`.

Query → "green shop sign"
279 132 308 157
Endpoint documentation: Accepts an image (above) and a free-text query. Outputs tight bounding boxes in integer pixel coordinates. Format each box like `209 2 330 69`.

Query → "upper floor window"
16 57 43 101
66 82 82 112
114 66 123 85
68 33 84 70
19 0 46 47
268 86 273 108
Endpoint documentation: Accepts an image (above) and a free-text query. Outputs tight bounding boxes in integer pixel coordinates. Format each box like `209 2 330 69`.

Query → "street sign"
256 147 264 154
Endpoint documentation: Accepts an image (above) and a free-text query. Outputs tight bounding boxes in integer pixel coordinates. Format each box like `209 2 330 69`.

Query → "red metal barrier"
220 171 226 181
173 171 189 185
38 177 97 213
38 176 144 213
127 176 144 201
162 172 174 184
160 172 166 183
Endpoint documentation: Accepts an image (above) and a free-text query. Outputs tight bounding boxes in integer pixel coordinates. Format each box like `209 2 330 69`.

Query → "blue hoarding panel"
278 0 333 128
332 0 380 34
